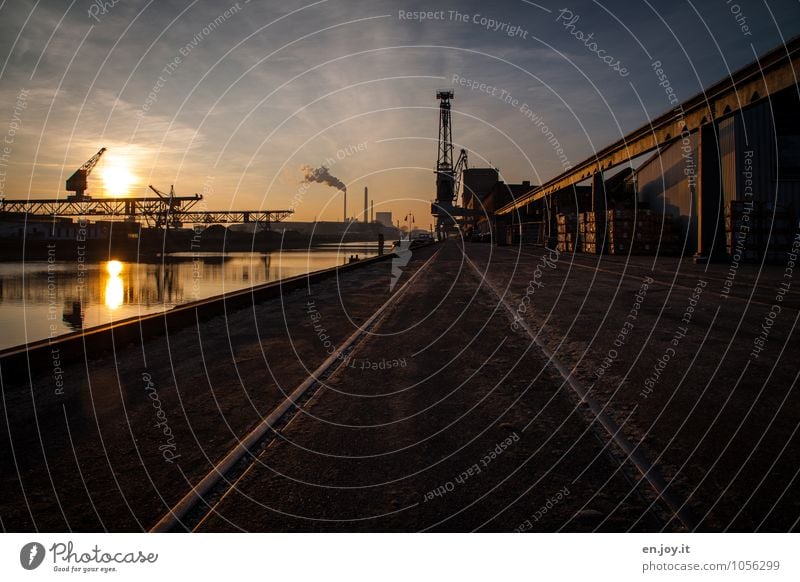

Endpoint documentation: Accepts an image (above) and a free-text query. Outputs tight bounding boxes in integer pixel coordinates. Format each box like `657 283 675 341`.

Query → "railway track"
462 249 697 532
150 246 441 532
151 240 696 532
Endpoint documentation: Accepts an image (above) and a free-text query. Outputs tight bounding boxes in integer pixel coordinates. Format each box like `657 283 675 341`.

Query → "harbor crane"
65 147 106 202
148 184 182 229
431 90 471 239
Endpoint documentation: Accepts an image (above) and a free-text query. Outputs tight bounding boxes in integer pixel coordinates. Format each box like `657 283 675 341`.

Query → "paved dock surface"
466 243 800 531
2 240 798 531
198 241 661 532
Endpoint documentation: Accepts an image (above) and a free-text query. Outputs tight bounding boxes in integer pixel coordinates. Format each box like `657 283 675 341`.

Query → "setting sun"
101 157 136 196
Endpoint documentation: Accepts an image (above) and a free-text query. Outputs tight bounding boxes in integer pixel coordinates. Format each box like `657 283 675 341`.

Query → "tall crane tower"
66 147 106 201
432 90 468 239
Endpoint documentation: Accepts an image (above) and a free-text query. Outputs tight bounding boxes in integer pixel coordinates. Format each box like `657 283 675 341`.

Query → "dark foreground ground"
1 240 798 531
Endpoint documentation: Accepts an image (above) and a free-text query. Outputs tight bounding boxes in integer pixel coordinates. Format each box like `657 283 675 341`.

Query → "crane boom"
148 184 180 228
454 148 468 206
148 184 175 200
66 147 107 201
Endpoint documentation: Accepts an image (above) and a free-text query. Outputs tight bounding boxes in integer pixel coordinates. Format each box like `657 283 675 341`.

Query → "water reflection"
106 260 123 277
62 301 83 330
104 260 124 309
0 246 377 349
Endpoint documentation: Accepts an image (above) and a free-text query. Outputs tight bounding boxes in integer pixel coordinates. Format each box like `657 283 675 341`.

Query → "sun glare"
101 158 136 196
104 261 124 309
106 260 123 277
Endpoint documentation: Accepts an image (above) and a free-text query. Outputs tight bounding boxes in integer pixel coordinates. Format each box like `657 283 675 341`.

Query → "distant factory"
279 219 398 239
375 212 393 228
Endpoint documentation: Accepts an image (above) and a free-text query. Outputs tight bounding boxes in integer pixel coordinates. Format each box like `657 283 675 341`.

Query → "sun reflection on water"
104 260 124 309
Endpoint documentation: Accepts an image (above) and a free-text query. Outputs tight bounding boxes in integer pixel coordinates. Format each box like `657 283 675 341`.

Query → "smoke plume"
300 164 346 192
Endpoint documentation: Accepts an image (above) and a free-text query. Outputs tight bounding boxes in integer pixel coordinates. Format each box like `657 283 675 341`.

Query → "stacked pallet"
556 213 580 253
557 210 681 255
725 200 794 262
581 211 607 254
605 209 680 255
570 209 679 255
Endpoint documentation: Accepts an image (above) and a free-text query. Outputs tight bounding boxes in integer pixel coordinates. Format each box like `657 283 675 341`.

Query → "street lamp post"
404 212 415 239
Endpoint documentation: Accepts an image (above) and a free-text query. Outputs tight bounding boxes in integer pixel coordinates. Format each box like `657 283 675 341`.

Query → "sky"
1 0 799 225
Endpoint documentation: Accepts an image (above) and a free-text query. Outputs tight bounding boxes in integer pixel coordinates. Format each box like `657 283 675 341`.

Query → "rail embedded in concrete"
0 252 397 383
462 251 697 531
150 245 441 533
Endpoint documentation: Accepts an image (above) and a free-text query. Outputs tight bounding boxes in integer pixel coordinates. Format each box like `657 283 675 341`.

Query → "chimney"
364 187 368 224
370 200 374 223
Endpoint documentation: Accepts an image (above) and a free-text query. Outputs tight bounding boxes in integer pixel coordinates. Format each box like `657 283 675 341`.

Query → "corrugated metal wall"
637 100 790 257
637 134 699 254
719 116 737 206
777 180 800 210
723 101 800 213
734 100 777 205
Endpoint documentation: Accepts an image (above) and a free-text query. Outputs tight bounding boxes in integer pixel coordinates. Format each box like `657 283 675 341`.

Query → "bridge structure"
0 194 294 228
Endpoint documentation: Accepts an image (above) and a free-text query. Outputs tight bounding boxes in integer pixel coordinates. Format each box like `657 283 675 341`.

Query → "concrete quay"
1 241 797 532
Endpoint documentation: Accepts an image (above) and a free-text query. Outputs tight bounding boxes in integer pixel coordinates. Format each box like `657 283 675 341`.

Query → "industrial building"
280 220 398 238
462 167 500 208
464 177 538 240
490 37 800 261
375 211 393 228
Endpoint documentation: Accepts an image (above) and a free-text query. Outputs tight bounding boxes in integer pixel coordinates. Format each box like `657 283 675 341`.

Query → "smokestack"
370 200 374 223
343 189 347 223
363 187 368 224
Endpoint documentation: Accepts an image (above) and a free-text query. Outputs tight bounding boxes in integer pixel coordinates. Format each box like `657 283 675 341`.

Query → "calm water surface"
0 243 378 350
